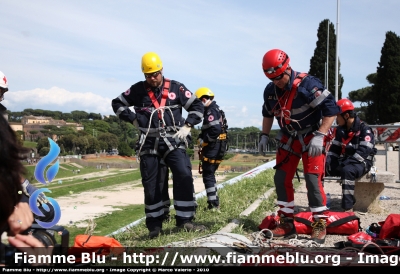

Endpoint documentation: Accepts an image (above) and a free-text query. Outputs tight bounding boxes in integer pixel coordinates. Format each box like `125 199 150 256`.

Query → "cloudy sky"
1 0 399 128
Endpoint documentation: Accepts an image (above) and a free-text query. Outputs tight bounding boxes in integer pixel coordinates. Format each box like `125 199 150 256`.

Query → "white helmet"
0 71 8 89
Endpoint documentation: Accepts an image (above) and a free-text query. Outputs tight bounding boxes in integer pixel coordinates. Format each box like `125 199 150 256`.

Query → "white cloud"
4 87 113 116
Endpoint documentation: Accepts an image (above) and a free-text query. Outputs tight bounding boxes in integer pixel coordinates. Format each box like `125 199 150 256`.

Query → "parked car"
107 148 119 155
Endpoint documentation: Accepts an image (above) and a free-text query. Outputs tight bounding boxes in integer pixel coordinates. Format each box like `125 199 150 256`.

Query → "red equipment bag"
294 211 361 235
258 213 279 231
69 235 125 263
348 231 373 245
378 214 400 239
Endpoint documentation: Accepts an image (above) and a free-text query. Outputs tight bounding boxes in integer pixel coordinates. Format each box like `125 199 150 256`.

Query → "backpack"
217 108 229 159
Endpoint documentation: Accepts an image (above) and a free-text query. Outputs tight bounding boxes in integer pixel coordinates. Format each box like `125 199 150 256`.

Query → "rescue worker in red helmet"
111 52 206 238
259 49 340 244
325 98 377 211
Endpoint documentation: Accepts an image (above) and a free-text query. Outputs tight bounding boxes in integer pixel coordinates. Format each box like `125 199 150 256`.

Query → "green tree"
71 110 89 122
57 134 78 154
37 137 50 152
309 19 344 99
88 112 102 120
368 31 400 124
98 132 119 151
348 73 376 122
28 130 39 141
118 142 133 156
39 147 50 156
86 135 101 154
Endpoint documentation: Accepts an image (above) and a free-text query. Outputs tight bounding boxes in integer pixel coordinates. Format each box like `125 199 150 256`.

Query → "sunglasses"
269 73 284 81
144 71 161 79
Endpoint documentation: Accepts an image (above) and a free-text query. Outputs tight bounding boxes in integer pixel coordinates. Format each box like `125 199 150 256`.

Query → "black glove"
345 144 356 155
325 157 331 175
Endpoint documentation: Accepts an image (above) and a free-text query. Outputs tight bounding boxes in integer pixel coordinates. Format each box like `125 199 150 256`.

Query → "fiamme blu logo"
30 138 62 228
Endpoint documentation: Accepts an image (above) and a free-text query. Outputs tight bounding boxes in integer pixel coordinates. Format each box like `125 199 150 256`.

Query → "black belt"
284 123 320 136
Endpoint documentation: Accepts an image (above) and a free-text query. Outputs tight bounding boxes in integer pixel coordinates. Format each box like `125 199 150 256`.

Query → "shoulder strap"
282 73 308 125
146 78 170 119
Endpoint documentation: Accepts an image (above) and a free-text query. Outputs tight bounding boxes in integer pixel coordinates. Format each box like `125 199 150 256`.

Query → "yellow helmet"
141 52 163 73
195 87 214 99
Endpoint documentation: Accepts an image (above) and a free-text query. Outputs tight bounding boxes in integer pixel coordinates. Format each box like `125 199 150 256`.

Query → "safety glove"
258 134 269 154
308 131 325 157
22 179 48 204
173 124 191 141
132 119 139 128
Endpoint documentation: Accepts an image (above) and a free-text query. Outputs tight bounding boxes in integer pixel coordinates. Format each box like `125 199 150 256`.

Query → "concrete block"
353 181 385 213
356 171 395 184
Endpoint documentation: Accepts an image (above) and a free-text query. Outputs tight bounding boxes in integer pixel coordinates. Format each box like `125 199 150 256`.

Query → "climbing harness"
136 79 188 163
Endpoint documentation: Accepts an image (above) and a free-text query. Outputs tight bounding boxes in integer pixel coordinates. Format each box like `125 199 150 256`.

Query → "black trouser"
201 160 220 208
140 148 196 231
329 162 368 210
159 163 171 220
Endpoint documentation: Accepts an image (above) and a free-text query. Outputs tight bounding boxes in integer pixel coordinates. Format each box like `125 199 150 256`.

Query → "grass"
25 153 282 250
24 164 142 198
99 169 276 247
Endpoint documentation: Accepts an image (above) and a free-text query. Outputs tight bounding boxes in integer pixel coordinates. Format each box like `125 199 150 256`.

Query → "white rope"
136 105 185 162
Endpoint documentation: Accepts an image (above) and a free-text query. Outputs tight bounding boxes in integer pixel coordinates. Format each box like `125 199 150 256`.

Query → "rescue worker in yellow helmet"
195 87 228 211
111 52 206 238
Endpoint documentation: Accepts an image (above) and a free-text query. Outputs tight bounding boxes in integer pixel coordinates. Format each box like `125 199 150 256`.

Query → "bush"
223 153 235 160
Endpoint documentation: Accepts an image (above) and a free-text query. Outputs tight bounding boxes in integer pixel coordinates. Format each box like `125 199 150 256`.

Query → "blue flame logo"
31 138 62 228
34 138 60 185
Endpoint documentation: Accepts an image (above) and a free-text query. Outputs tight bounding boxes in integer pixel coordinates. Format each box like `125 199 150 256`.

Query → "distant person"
195 87 228 211
0 114 53 266
325 98 377 212
111 52 205 238
0 70 48 206
258 49 340 244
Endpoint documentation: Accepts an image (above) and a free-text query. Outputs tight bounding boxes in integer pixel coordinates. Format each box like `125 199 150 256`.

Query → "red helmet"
262 49 290 79
337 98 354 114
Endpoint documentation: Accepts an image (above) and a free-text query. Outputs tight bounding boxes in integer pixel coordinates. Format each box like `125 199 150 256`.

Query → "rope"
136 106 183 163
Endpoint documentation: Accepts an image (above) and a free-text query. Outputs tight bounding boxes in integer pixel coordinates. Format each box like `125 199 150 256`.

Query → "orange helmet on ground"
337 98 354 114
262 49 290 79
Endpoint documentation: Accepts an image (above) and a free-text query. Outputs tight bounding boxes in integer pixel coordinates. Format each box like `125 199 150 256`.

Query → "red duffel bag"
294 211 361 235
378 214 400 239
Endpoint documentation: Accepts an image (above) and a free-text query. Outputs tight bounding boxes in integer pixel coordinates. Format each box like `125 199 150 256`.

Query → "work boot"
179 222 207 232
207 203 221 212
163 213 171 223
311 219 327 244
263 216 297 239
148 227 162 239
